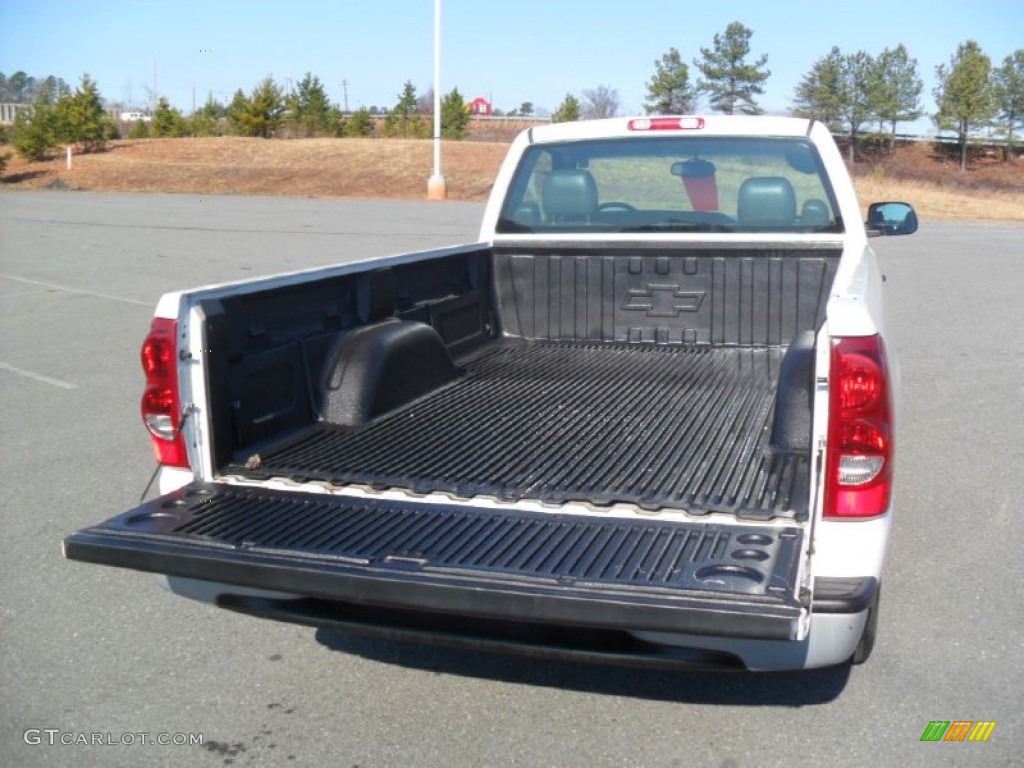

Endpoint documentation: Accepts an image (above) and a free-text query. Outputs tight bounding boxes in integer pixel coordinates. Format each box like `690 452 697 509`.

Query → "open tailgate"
64 482 807 641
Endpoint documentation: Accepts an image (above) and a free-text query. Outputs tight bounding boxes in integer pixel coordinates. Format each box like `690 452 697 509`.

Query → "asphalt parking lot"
1 190 1020 767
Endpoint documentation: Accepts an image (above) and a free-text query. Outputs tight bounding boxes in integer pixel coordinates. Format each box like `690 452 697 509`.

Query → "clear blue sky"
1 0 1021 133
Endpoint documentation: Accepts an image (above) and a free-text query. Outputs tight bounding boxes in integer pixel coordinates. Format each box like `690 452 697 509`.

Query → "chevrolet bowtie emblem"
623 284 705 317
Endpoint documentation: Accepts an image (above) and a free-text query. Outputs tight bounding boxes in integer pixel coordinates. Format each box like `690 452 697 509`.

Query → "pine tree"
12 92 58 160
644 48 697 115
288 73 331 136
38 76 60 105
231 77 284 138
7 71 31 103
793 47 846 129
934 40 995 172
191 94 224 137
384 81 428 138
128 118 150 139
838 50 876 163
52 74 114 151
440 87 470 139
794 47 876 164
992 50 1024 161
694 22 770 114
226 89 249 135
872 45 923 149
345 107 375 137
151 97 189 137
326 105 346 137
552 94 581 123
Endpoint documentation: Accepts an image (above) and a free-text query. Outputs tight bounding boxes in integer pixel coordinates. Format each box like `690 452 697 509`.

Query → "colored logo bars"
920 721 997 742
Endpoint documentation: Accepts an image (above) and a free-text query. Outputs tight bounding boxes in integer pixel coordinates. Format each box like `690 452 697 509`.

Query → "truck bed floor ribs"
233 340 809 521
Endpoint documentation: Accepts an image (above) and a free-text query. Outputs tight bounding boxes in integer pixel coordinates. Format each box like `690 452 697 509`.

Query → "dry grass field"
849 140 1024 221
854 176 1023 220
2 134 1021 221
0 137 506 201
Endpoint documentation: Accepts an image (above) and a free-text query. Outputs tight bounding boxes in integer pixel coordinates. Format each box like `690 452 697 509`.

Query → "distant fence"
469 115 551 124
830 132 1019 158
0 103 123 125
883 132 1010 147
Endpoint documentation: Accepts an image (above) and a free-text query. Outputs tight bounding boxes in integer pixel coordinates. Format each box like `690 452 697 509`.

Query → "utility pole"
341 80 349 113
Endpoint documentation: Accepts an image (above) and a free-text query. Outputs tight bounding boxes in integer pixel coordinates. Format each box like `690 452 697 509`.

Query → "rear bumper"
149 575 874 671
218 592 752 670
632 576 876 669
811 577 877 614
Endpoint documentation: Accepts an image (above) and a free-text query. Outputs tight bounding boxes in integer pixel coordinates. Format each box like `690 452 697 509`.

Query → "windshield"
497 136 842 234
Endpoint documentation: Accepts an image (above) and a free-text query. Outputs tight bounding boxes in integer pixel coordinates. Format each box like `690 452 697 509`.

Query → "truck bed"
230 338 810 520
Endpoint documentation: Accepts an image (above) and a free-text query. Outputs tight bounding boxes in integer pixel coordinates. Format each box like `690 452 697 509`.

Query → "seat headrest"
543 170 598 222
738 177 797 227
801 198 831 227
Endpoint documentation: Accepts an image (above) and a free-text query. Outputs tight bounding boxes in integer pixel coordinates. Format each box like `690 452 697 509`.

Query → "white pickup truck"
64 116 917 671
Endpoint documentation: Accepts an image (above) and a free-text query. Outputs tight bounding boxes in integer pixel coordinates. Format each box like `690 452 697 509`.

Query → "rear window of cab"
497 136 843 234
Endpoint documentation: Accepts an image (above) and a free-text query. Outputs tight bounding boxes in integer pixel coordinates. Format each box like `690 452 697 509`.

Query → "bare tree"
142 84 157 114
417 87 435 115
582 85 619 119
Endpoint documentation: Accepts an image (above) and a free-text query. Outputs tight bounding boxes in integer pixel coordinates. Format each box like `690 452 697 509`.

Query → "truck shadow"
314 629 851 705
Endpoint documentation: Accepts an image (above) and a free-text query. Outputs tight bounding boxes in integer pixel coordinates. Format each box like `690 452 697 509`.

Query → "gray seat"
800 198 832 227
542 169 598 223
510 202 541 228
737 177 797 227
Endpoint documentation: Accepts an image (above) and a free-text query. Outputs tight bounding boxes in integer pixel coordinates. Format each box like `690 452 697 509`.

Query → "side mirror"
866 201 918 236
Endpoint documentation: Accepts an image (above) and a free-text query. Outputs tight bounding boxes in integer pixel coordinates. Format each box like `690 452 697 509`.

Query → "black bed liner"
232 340 810 520
64 482 806 640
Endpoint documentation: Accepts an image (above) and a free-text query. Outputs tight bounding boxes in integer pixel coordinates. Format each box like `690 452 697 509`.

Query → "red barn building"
468 97 492 116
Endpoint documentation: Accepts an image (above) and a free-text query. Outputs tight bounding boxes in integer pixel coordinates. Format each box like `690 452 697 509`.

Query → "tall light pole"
427 0 447 200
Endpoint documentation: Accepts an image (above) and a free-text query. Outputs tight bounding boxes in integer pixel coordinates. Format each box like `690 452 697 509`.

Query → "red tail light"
140 318 189 468
824 335 893 518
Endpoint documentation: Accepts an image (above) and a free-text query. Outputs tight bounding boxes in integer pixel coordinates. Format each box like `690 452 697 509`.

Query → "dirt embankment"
1 137 507 201
849 140 1023 221
2 135 1022 221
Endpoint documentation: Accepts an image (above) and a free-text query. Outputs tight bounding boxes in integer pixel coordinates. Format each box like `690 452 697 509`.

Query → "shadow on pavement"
315 628 851 706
